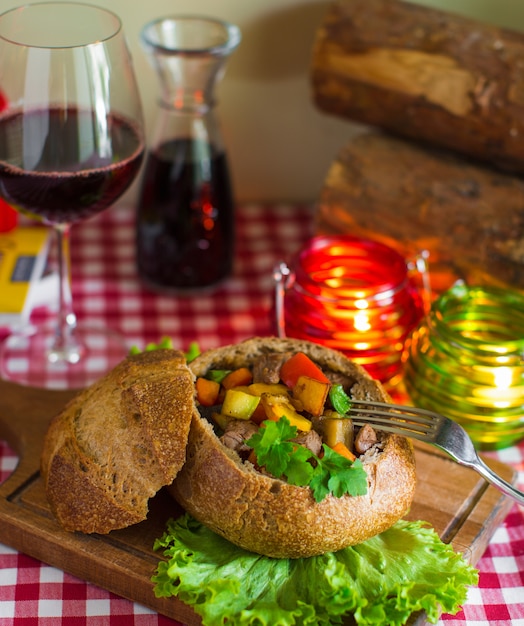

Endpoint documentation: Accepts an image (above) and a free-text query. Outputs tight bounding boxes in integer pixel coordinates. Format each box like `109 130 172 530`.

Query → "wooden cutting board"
0 378 517 625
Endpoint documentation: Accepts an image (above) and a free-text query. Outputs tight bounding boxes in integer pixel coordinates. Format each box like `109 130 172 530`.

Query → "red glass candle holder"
274 235 428 390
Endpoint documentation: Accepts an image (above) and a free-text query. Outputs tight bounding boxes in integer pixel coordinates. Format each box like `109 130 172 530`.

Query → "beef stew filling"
195 350 384 478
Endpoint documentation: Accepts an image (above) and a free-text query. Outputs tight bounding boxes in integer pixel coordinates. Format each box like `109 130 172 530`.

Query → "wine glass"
0 2 144 389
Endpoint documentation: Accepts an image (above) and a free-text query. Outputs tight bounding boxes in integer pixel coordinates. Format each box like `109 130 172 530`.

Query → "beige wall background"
1 0 524 203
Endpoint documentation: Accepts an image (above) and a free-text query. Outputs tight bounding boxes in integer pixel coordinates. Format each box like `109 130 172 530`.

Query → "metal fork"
348 400 524 506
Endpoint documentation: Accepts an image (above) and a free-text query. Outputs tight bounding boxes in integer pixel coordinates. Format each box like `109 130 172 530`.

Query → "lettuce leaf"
152 514 478 626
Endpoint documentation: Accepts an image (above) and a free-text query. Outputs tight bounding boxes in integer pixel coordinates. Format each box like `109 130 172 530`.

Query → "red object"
195 377 220 407
221 367 253 390
0 90 17 232
0 108 142 225
0 198 17 232
279 351 330 388
282 235 426 388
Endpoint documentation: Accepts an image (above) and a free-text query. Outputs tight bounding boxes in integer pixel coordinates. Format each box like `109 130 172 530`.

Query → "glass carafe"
136 16 241 292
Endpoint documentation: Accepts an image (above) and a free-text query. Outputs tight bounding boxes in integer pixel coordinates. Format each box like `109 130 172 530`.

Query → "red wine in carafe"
136 138 234 291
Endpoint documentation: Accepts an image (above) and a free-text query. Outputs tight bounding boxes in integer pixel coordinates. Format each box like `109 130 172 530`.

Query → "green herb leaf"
246 417 298 478
129 338 200 363
284 444 315 486
185 341 201 362
206 369 232 384
129 336 174 354
145 336 173 351
329 384 352 414
324 447 367 497
247 418 367 502
309 447 368 503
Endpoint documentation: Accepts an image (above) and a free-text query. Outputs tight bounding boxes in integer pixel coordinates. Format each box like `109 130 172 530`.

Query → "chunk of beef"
252 352 292 384
220 419 259 453
325 371 357 389
354 423 378 454
292 429 323 456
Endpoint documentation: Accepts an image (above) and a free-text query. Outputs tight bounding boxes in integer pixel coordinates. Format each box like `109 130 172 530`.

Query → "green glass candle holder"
403 282 524 450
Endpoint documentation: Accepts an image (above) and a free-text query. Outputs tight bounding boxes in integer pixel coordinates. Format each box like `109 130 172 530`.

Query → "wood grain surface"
311 0 524 175
316 132 524 294
0 378 516 625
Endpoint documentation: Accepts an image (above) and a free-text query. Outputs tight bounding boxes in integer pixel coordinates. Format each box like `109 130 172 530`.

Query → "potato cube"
221 388 260 420
293 375 330 416
260 393 312 432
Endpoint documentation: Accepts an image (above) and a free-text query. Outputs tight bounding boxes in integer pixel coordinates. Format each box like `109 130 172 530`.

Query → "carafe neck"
141 16 241 114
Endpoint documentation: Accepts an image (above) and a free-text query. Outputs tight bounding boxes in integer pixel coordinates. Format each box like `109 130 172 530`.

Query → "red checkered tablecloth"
0 202 523 625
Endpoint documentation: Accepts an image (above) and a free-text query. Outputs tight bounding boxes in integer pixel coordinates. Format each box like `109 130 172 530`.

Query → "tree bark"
311 0 524 176
316 132 524 293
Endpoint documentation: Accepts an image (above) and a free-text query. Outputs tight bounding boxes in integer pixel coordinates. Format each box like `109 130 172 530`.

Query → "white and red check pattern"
1 203 523 625
64 202 314 352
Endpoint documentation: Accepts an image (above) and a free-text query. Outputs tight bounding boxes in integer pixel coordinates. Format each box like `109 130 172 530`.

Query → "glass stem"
48 224 82 364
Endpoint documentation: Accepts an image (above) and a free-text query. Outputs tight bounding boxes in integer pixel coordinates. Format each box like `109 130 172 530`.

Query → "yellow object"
248 383 289 396
323 413 354 449
0 226 50 320
260 393 312 432
222 388 261 420
211 412 232 431
404 283 524 450
293 375 330 416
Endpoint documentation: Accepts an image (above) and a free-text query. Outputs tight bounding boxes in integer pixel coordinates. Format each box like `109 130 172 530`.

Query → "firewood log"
311 0 524 176
316 132 524 293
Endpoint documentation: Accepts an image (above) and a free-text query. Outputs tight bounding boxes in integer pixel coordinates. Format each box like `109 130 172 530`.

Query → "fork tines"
347 400 437 437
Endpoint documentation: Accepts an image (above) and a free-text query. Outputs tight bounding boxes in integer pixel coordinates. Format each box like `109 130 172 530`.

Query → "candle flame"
493 367 513 390
354 310 371 332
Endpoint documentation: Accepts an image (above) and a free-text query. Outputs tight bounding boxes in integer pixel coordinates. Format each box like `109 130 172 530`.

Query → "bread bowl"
169 337 417 558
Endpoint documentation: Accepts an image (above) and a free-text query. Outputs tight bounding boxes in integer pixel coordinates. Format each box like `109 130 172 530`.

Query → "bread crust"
170 337 417 558
41 349 195 534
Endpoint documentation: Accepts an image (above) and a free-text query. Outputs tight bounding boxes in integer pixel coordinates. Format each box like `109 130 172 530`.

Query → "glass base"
0 322 128 389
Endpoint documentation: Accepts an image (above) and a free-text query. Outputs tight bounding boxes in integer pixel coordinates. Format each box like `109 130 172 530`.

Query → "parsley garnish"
129 336 174 354
184 341 201 363
246 417 368 503
310 446 367 501
129 338 201 363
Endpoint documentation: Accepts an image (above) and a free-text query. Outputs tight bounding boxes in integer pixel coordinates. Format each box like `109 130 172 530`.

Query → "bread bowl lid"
41 348 196 534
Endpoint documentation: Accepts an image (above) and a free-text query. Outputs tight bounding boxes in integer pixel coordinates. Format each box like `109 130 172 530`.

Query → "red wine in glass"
0 107 143 224
0 106 144 388
0 2 145 389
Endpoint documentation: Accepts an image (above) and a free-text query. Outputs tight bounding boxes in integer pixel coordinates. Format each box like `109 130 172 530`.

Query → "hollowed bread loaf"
169 337 417 558
41 349 195 534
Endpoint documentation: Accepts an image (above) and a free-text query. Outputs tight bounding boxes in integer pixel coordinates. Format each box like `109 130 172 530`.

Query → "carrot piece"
250 401 268 425
331 441 357 462
221 367 253 390
279 352 330 388
195 377 220 407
